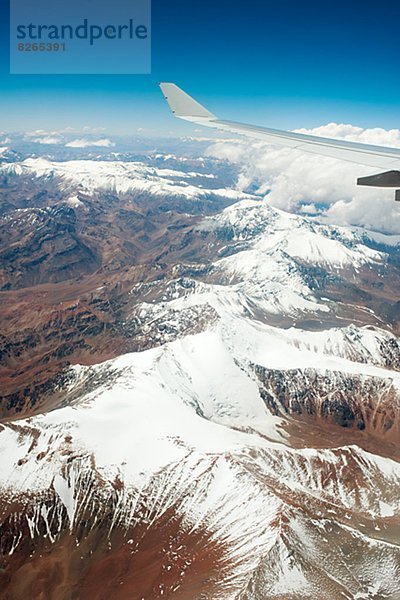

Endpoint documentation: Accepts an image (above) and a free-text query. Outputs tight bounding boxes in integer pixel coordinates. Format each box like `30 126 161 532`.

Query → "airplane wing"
159 82 400 199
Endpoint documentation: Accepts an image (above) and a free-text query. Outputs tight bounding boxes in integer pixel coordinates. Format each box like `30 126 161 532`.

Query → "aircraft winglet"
159 83 216 121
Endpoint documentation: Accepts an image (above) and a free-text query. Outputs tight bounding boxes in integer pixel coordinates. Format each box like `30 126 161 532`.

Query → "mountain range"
0 154 399 599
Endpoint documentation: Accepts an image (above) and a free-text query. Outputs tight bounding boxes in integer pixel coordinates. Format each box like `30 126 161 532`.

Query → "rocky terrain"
0 154 399 599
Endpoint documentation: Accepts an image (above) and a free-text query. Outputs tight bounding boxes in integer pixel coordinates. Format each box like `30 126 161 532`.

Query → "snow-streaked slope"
192 198 388 317
132 286 400 375
1 318 399 503
0 327 281 497
201 198 383 268
1 322 399 597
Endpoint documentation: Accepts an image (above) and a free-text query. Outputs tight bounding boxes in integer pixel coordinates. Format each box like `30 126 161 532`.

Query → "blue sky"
1 0 400 134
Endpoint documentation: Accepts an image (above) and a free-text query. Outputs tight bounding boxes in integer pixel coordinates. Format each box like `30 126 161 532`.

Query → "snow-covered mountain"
0 157 247 202
0 156 399 599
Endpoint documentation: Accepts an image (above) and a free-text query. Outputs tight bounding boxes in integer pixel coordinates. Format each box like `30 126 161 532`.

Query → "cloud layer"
65 138 115 148
206 123 400 234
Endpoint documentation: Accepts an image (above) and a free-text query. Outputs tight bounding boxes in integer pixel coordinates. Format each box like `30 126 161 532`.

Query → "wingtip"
158 83 216 121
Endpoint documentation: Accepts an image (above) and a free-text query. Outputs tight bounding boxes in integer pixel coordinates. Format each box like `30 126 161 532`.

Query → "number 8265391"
17 43 66 51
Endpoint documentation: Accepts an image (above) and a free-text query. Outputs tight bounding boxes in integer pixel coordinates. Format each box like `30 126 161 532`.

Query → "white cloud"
32 136 63 145
65 138 115 148
25 130 64 144
25 129 48 137
206 123 400 234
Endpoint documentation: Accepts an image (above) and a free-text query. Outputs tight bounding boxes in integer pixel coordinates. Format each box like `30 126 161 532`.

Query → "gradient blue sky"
1 0 400 135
